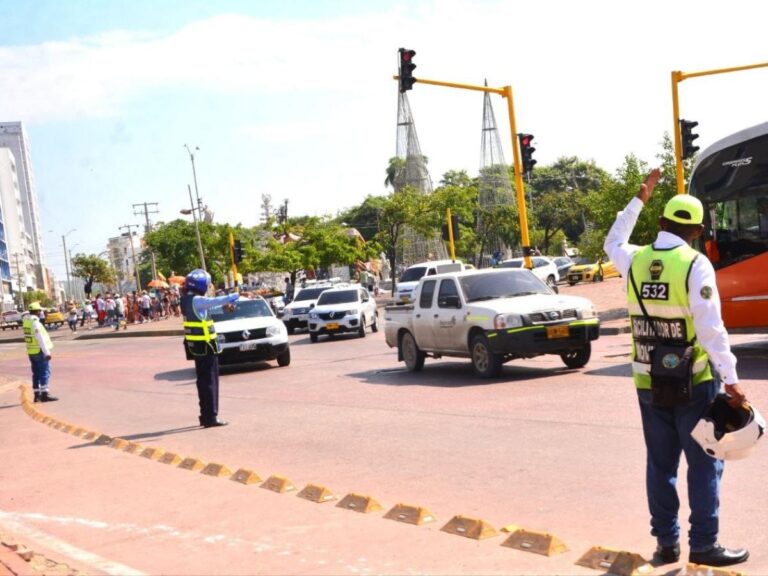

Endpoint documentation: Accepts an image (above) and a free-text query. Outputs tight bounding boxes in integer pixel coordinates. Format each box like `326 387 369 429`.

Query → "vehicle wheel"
594 273 604 282
287 326 294 335
358 317 366 338
371 312 379 333
561 343 591 369
546 275 557 290
470 335 503 378
310 332 318 343
400 332 425 372
568 281 577 286
277 347 291 367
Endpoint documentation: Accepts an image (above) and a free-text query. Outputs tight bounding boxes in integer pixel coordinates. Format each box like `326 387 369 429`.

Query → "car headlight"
579 306 597 319
345 309 358 316
217 333 226 344
266 324 281 337
309 311 318 319
494 314 523 330
283 309 292 317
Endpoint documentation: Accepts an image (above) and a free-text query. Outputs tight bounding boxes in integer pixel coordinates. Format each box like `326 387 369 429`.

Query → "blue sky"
2 0 768 279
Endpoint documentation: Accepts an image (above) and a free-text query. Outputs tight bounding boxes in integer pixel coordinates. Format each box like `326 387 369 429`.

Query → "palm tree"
384 157 405 188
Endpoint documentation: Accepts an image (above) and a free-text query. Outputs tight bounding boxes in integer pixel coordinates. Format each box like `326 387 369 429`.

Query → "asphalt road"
1 297 767 575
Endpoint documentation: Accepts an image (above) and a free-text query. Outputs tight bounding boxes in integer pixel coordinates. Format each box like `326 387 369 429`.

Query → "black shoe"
33 392 41 403
202 419 228 428
654 543 680 564
689 544 749 567
40 392 59 402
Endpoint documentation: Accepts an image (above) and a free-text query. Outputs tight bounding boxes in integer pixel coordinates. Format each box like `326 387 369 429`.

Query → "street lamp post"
181 184 207 271
184 144 203 214
61 228 76 301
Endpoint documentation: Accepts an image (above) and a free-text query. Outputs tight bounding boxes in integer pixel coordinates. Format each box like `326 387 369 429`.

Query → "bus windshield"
689 121 768 329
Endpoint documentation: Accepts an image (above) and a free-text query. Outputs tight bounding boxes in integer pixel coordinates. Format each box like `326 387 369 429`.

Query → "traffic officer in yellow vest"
23 302 58 403
181 269 238 428
604 168 749 568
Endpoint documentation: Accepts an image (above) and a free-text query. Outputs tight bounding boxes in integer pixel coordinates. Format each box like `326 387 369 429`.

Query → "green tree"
70 253 116 285
22 290 54 309
384 157 405 189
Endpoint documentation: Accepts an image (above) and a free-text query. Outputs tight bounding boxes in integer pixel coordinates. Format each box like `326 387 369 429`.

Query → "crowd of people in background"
61 285 181 332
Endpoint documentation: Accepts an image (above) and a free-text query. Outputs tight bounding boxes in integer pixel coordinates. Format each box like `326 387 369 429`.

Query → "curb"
76 329 183 340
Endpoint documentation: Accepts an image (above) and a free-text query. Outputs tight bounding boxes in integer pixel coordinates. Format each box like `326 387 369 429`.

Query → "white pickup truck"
384 268 600 377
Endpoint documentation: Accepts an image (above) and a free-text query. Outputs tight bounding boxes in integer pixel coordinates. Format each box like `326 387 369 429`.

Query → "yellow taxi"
43 308 66 328
566 257 620 285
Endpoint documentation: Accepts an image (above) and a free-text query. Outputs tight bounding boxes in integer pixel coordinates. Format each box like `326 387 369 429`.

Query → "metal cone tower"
477 82 515 267
394 92 447 266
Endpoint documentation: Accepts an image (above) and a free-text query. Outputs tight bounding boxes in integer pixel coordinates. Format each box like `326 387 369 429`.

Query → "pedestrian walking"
67 302 78 333
180 269 238 428
604 168 750 567
139 291 151 322
22 302 58 403
114 294 126 330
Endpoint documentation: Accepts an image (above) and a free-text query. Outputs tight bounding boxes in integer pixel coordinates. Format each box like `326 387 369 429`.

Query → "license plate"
326 322 340 330
546 325 569 339
401 296 410 303
239 341 259 351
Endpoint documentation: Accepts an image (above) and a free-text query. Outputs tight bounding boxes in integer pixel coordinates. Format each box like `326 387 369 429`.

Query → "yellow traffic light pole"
446 207 456 262
394 75 534 269
228 229 238 288
672 60 768 195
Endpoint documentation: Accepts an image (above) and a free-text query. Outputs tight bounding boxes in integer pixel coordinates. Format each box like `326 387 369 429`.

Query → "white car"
206 296 290 366
498 256 559 290
308 286 379 342
395 259 465 303
282 282 347 334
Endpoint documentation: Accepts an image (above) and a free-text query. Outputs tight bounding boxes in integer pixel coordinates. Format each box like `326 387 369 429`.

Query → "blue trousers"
637 378 722 552
194 353 219 424
29 353 51 392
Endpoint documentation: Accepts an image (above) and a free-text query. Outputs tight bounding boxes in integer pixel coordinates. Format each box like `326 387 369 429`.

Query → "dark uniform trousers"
195 351 220 425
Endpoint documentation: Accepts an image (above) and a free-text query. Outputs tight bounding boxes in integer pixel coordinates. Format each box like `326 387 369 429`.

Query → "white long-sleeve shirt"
604 197 738 385
28 315 53 357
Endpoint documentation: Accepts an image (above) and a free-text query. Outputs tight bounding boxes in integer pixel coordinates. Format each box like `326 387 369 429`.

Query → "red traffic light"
520 135 531 146
400 49 415 62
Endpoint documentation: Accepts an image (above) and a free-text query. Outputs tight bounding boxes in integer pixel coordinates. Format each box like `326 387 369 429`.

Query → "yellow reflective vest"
23 315 53 356
628 243 713 389
181 294 219 356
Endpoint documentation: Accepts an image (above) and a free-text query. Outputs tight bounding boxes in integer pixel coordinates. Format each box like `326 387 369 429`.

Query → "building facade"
107 232 142 293
0 122 48 294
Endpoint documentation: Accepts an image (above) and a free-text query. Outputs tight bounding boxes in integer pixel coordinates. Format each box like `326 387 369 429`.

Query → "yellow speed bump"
61 424 75 434
297 484 336 503
94 434 112 445
501 528 568 556
441 515 498 540
201 463 232 478
577 547 652 575
261 475 296 493
70 427 85 436
231 468 262 485
108 438 129 450
140 447 164 461
178 457 205 472
384 503 435 526
159 452 183 466
336 493 382 514
682 564 745 576
81 431 97 441
123 442 144 454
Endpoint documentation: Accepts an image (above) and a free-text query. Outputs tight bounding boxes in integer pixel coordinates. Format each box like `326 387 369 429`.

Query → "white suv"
206 296 290 367
498 256 559 290
282 282 347 334
308 286 379 342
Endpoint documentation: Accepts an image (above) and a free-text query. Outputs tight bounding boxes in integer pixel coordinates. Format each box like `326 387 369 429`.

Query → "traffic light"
441 214 460 242
399 48 417 93
680 119 700 160
519 133 537 174
233 240 244 264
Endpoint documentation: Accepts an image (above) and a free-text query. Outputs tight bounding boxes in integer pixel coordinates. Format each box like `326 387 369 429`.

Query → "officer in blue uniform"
180 269 239 428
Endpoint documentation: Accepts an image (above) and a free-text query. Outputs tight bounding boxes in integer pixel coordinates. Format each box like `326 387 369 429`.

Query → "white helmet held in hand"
691 394 765 460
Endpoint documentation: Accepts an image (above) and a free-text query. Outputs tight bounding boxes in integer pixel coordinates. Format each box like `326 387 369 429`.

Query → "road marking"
0 509 147 576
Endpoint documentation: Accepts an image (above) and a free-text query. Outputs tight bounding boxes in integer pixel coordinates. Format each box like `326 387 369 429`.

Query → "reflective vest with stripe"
23 315 52 356
628 243 713 389
180 294 219 356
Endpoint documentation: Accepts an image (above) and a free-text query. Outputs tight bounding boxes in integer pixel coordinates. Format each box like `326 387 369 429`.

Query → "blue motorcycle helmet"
185 269 211 295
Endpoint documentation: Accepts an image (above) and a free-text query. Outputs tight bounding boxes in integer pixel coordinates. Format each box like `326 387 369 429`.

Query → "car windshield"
400 266 427 283
208 299 273 322
293 287 328 302
460 271 551 302
498 260 523 268
317 290 358 305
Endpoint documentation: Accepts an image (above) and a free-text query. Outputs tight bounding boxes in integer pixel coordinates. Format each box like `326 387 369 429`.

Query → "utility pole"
133 201 159 281
187 184 207 271
118 224 142 292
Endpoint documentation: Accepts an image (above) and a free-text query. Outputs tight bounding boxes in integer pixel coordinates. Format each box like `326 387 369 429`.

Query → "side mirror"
309 303 315 309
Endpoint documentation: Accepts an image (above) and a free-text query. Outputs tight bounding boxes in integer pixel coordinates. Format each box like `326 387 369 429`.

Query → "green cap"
663 194 703 225
28 301 42 311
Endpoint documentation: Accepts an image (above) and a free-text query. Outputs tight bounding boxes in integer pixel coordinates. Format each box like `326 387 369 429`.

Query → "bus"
689 121 768 330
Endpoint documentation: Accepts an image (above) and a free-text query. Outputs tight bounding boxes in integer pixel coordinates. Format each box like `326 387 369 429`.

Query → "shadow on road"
116 426 202 441
155 368 196 382
582 362 633 378
348 361 555 388
220 362 274 375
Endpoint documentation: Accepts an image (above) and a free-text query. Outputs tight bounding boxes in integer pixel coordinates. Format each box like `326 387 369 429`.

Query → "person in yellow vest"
181 269 238 428
23 302 58 403
604 168 749 568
